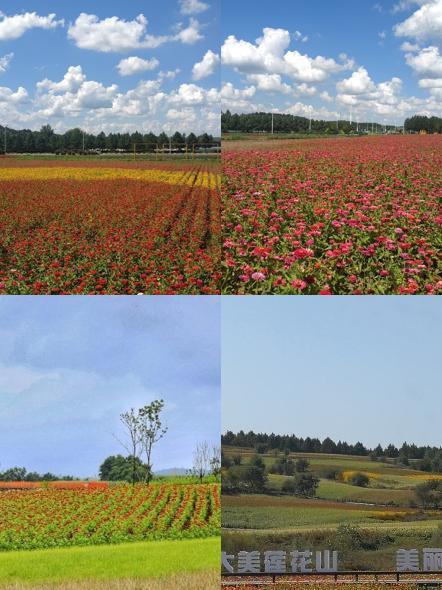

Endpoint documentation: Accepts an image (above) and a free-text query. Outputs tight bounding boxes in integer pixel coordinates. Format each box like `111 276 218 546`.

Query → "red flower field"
0 160 220 294
222 135 442 295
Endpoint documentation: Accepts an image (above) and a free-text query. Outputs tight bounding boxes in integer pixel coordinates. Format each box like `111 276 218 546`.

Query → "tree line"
0 124 216 154
0 466 75 482
404 115 442 133
222 110 400 135
222 430 442 473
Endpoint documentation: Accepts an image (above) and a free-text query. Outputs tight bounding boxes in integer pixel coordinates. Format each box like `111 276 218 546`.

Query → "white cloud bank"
0 65 220 135
67 13 203 53
221 27 354 83
0 11 64 41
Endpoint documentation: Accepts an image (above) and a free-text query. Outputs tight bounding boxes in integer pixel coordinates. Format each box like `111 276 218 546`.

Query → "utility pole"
82 130 85 152
271 112 274 134
4 125 6 155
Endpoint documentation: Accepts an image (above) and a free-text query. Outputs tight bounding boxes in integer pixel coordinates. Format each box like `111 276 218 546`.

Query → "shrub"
349 472 370 487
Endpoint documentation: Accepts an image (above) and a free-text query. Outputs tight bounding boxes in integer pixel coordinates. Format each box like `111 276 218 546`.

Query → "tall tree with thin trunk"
193 441 211 483
119 408 142 485
139 399 167 484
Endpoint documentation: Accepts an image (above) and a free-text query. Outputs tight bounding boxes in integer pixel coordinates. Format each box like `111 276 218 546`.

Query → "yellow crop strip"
0 167 220 189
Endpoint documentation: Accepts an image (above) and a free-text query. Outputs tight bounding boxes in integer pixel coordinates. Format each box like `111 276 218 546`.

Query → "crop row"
0 163 221 294
0 483 220 551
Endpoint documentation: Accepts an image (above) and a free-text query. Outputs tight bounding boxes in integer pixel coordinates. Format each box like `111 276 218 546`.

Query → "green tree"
415 480 442 508
282 473 319 497
138 399 168 484
295 458 310 473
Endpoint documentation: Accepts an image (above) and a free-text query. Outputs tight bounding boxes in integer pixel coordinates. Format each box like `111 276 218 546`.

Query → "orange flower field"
0 483 220 550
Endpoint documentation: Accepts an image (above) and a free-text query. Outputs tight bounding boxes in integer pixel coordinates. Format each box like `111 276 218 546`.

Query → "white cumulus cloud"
394 0 442 41
0 53 13 74
68 13 170 52
174 18 203 44
336 67 376 94
117 56 160 76
404 45 442 76
67 13 205 53
222 27 354 82
179 0 210 15
192 49 220 80
0 11 64 41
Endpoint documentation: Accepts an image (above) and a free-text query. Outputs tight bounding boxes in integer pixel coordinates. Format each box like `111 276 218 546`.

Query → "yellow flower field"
0 167 220 189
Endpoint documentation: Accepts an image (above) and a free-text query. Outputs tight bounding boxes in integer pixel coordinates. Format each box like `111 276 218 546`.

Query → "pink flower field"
222 135 442 295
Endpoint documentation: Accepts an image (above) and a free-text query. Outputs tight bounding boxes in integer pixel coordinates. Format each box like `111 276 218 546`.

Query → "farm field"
0 482 220 551
222 446 442 570
0 537 219 588
0 158 220 294
222 135 442 295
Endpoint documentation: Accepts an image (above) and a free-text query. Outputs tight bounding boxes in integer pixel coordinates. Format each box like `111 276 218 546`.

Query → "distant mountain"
154 468 189 476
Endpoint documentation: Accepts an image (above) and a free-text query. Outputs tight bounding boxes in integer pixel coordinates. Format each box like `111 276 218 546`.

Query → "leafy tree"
415 479 442 508
99 455 146 482
282 473 319 497
138 399 167 484
295 458 310 473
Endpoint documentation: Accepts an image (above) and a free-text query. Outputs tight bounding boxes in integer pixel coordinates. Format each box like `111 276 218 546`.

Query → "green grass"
0 538 220 584
222 495 382 530
316 480 415 506
268 474 414 504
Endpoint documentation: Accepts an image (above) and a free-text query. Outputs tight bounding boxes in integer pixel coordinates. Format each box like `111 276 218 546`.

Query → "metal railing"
221 570 442 586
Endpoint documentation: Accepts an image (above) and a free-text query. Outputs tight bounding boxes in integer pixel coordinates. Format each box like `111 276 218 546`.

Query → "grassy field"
222 446 442 570
0 538 219 587
0 571 219 590
223 494 391 529
223 446 442 496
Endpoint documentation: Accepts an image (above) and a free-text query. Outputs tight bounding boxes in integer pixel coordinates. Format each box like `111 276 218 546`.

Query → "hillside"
221 446 442 571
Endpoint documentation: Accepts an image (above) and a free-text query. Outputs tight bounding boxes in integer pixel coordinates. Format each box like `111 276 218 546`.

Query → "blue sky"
222 297 441 448
221 0 442 124
0 0 220 134
0 296 220 478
